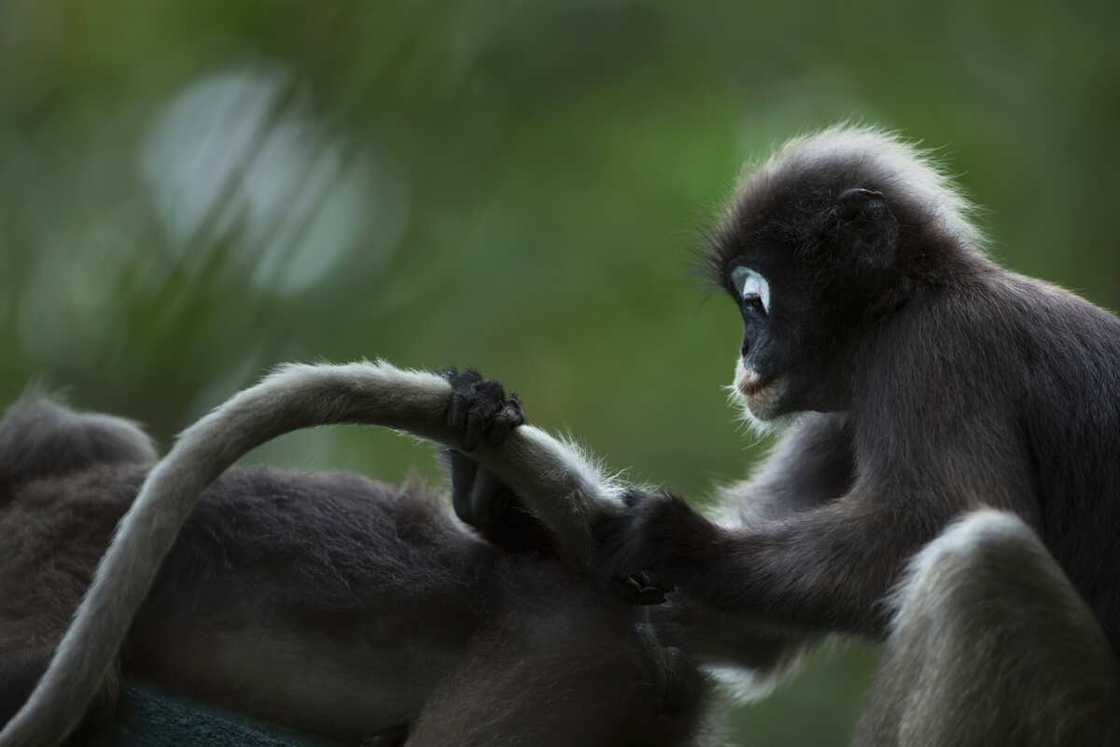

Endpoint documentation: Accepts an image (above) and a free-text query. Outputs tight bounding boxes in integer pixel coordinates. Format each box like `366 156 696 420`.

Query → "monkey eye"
730 266 770 315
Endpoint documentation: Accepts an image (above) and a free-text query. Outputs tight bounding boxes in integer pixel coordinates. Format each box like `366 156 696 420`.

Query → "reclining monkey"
0 366 711 746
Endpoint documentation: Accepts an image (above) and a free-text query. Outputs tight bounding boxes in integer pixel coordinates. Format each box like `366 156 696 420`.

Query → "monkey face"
708 167 904 426
721 256 815 425
726 263 787 420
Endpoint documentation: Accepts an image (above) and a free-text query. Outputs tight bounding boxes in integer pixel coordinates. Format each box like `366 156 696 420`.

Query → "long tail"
0 360 622 747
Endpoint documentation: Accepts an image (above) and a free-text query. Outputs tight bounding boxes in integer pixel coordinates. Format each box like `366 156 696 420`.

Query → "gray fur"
858 509 1120 746
9 124 1118 745
0 393 156 491
0 361 658 747
598 126 1120 741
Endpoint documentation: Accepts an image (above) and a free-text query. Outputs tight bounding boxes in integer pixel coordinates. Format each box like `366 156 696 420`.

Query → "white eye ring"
730 266 771 314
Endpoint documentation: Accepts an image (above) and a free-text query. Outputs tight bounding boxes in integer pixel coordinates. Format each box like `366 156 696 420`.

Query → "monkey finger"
503 393 526 427
443 368 485 433
631 570 673 600
611 573 671 606
447 392 468 433
462 408 486 452
505 391 525 422
473 377 506 402
485 401 525 447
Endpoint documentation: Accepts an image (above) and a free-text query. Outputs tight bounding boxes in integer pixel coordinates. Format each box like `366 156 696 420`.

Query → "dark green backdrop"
2 2 1117 744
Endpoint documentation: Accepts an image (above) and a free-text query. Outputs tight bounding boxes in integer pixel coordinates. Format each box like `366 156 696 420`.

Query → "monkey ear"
830 188 899 270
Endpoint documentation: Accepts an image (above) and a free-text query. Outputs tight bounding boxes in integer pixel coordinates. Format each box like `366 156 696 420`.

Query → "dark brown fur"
0 389 711 746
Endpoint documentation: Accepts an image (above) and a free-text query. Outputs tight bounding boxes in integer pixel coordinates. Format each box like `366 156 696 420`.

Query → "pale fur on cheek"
729 358 791 437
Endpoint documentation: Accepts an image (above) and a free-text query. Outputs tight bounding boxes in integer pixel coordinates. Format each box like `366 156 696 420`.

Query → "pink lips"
737 370 772 397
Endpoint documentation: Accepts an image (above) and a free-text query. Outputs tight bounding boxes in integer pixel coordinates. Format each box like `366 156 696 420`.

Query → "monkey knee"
888 507 1112 678
0 395 158 488
890 509 1047 627
868 511 1120 747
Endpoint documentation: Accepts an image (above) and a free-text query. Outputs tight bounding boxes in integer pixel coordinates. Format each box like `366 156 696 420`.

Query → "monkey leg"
405 578 711 747
855 509 1120 747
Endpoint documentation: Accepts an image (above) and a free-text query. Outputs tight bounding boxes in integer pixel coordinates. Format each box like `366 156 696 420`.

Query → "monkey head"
705 127 977 428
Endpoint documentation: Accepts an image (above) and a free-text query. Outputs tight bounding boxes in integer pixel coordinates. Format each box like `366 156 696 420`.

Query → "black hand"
611 571 670 606
441 368 553 554
596 490 715 606
444 368 525 451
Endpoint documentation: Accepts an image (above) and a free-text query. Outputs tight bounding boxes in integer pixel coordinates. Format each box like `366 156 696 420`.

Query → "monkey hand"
443 368 526 451
441 369 555 555
596 490 721 606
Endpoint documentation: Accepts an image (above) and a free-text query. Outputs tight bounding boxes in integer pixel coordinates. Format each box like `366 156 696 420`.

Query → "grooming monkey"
596 125 1120 741
456 126 1120 744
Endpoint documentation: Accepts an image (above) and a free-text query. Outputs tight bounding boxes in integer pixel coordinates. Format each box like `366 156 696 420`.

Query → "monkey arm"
605 419 1030 637
601 492 921 635
704 496 933 635
718 412 855 526
618 414 850 671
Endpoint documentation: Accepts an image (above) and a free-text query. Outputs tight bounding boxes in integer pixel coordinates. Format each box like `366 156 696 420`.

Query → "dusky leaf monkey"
0 365 714 746
590 125 1120 742
455 125 1120 743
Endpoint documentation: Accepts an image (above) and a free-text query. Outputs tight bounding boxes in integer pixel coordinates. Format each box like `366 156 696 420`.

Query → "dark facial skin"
600 152 1120 652
713 184 904 420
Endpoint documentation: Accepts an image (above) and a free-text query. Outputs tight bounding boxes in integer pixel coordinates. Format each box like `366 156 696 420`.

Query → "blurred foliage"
1 1 1117 744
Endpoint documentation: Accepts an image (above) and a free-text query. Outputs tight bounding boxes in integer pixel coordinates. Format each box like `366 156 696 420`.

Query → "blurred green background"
2 1 1117 744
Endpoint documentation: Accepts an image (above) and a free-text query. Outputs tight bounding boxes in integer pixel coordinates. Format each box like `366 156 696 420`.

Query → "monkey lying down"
6 125 1120 746
0 365 714 747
